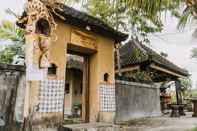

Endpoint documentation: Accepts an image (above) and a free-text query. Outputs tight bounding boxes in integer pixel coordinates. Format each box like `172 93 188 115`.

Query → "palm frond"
178 7 193 30
5 8 19 18
0 20 25 64
0 20 25 44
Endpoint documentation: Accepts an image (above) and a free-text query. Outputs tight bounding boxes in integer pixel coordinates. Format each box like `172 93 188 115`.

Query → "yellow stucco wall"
97 36 115 122
49 20 70 80
25 18 116 123
88 34 115 122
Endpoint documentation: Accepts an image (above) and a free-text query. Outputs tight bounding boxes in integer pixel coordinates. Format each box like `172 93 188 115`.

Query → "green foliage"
177 1 197 59
180 77 192 91
179 77 192 98
132 48 147 61
0 43 24 64
178 0 197 29
191 90 197 97
65 0 182 42
124 70 154 83
178 6 193 29
191 48 197 58
132 71 153 82
0 20 24 43
0 20 25 64
0 1 184 64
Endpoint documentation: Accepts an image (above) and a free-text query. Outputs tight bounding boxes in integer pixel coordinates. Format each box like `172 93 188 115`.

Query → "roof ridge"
17 2 128 42
119 40 189 76
139 43 189 75
54 3 128 42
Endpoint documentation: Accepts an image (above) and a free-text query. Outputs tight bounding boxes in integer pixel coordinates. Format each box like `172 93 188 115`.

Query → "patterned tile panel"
38 80 65 113
100 84 116 112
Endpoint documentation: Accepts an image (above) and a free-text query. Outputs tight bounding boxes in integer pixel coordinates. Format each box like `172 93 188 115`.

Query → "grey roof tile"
119 40 189 77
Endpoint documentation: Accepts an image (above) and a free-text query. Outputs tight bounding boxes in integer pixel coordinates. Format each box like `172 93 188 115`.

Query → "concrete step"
59 123 121 131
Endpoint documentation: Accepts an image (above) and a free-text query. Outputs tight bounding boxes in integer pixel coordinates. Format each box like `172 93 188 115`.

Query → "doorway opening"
64 53 89 122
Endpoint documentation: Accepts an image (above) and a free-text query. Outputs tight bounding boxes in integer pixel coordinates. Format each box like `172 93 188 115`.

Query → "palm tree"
0 20 25 64
178 0 195 29
0 0 182 64
177 0 197 59
65 0 181 74
65 0 181 16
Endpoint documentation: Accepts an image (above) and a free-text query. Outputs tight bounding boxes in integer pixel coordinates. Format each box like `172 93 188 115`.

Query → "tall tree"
178 0 197 28
65 0 181 42
0 0 183 63
178 0 197 59
72 0 182 75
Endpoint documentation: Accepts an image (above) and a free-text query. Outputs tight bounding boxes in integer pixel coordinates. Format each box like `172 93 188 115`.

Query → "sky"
0 0 25 21
148 14 197 88
1 0 197 88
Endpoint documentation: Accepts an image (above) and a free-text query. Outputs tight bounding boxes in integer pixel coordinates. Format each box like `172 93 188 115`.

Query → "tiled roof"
119 40 189 77
17 3 128 42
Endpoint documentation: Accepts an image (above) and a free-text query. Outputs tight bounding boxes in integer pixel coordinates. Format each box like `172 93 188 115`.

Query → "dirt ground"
122 112 197 131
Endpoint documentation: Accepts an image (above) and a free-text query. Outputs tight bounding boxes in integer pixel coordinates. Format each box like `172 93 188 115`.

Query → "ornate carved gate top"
25 0 57 36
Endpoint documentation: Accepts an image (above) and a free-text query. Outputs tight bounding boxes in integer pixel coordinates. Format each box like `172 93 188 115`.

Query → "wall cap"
0 63 25 72
115 80 157 89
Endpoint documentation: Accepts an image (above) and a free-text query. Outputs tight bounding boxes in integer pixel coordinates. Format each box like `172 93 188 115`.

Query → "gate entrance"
64 40 94 122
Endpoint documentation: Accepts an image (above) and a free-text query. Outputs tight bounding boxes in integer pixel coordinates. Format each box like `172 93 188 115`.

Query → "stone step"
59 123 120 131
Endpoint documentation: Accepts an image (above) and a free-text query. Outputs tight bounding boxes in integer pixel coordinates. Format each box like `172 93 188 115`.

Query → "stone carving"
26 0 56 35
24 0 57 69
38 36 50 68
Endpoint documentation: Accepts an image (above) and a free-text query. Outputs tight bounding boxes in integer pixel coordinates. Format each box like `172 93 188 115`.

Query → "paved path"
124 113 197 131
61 113 197 131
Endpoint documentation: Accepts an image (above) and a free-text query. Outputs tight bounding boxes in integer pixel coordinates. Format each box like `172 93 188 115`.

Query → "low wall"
115 80 161 122
0 64 25 131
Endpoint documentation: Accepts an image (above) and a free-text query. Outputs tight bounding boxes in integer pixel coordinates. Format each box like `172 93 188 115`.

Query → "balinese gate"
17 0 128 126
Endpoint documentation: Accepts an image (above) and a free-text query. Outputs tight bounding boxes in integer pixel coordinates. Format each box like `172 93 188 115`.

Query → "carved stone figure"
25 0 57 69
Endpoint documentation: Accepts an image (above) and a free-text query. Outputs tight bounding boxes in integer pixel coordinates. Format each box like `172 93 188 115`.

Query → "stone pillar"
175 80 182 104
192 99 197 117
